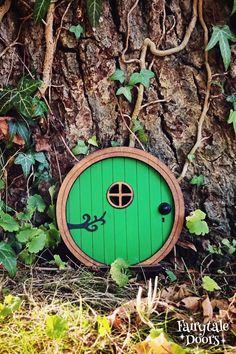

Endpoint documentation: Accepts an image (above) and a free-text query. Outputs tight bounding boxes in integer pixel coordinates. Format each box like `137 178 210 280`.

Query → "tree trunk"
0 0 235 253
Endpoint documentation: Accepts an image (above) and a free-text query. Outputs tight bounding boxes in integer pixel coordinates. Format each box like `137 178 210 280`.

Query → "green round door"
66 156 174 265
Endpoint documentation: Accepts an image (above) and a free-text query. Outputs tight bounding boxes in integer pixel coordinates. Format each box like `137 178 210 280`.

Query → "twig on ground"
178 0 212 181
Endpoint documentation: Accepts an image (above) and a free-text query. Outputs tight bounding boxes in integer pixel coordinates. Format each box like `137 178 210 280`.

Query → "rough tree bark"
0 0 235 258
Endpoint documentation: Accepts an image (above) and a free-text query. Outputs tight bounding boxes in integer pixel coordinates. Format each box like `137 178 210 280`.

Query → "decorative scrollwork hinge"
67 211 106 232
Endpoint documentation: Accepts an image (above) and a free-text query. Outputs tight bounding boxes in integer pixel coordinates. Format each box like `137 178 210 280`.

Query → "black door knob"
159 202 172 215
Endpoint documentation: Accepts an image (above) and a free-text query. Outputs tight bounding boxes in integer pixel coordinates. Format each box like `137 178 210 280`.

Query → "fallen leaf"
202 295 213 321
179 296 200 312
0 119 24 145
177 240 197 252
160 284 192 302
135 332 172 354
211 299 229 312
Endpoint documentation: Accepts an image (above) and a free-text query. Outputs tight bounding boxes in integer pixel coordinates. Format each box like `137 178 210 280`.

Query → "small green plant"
165 269 177 282
109 69 125 84
226 94 236 135
110 258 130 287
69 24 84 39
72 136 99 156
190 175 205 187
186 209 209 236
132 120 148 144
221 238 236 254
45 315 68 339
207 242 223 255
202 276 221 292
0 294 22 319
206 25 236 70
49 255 67 270
97 316 111 336
110 68 155 103
0 190 60 275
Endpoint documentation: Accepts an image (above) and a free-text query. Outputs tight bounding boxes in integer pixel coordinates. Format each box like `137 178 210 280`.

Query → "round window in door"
56 147 184 267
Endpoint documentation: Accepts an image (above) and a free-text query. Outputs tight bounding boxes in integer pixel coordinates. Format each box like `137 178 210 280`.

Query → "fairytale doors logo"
177 319 229 346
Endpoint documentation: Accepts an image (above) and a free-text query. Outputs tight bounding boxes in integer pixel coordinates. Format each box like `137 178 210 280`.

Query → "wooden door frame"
56 147 185 267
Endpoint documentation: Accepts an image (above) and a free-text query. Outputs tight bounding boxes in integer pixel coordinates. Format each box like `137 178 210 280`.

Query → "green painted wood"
66 157 175 265
112 158 127 260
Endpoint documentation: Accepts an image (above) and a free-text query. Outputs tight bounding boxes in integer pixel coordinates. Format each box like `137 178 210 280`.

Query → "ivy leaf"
228 109 236 135
0 179 5 191
33 0 51 24
28 232 46 253
15 94 34 118
137 128 148 144
69 24 84 39
0 242 17 277
187 153 195 162
0 210 19 232
86 0 102 28
46 315 68 339
132 120 143 133
88 135 98 147
232 0 236 15
14 152 35 177
17 77 42 96
226 94 236 103
72 140 89 155
97 316 111 336
190 175 205 187
15 121 30 145
31 96 48 117
202 276 221 292
8 120 18 144
206 25 236 70
27 194 46 213
109 69 125 84
128 69 155 88
0 89 19 114
186 209 209 236
132 120 148 144
116 86 133 102
33 152 49 170
110 258 130 287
